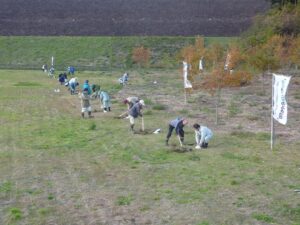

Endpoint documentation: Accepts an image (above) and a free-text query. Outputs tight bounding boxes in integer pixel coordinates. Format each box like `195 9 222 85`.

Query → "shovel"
141 116 145 131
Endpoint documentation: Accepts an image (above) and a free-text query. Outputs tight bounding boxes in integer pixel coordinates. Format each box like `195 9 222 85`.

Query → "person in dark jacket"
165 117 188 146
128 100 145 132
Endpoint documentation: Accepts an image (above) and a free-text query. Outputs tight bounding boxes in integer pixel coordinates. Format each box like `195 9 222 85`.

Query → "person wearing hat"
78 88 93 118
123 96 140 110
99 90 111 112
193 123 213 149
165 117 188 146
82 80 92 95
128 100 145 132
91 84 101 99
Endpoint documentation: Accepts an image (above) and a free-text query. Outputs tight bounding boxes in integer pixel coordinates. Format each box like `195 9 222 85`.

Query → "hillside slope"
0 0 270 36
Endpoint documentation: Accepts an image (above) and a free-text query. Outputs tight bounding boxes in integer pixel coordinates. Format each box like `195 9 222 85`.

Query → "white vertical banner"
272 73 291 125
224 53 231 70
183 61 192 89
51 56 54 67
199 57 204 71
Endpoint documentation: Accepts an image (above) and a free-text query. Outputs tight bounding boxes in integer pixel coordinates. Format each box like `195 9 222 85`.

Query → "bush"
152 104 167 110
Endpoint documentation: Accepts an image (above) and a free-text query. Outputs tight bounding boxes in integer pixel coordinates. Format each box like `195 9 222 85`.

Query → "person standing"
79 88 93 118
82 80 92 95
128 100 145 132
193 123 213 149
165 117 188 146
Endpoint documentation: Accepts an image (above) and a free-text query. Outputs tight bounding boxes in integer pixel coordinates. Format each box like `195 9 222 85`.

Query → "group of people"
44 67 213 150
166 117 213 149
78 80 112 118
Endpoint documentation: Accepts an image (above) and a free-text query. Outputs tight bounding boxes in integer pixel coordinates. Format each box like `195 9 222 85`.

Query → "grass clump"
14 81 41 87
9 207 23 220
116 195 133 206
228 101 241 117
152 104 167 110
252 213 275 223
88 122 97 130
0 181 13 193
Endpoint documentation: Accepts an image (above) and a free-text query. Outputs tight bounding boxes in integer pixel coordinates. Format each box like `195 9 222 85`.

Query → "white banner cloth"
272 73 291 125
183 61 192 88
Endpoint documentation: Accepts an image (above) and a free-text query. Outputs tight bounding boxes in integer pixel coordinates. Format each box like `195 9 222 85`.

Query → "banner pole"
271 74 274 150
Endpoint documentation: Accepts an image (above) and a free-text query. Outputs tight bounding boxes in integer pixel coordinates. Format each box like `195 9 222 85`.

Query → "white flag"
51 56 54 67
272 74 291 125
199 58 204 71
224 53 231 70
183 61 192 88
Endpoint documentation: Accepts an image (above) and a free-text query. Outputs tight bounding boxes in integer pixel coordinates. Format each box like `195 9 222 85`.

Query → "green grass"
0 69 299 225
0 36 236 70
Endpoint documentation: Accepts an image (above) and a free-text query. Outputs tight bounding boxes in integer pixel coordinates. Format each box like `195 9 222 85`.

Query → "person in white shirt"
193 123 213 149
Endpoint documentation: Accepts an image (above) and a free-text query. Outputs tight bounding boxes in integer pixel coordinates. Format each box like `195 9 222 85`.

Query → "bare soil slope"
0 0 269 36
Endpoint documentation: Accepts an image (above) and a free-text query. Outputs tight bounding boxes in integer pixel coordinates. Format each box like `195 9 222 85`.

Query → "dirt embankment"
0 0 269 36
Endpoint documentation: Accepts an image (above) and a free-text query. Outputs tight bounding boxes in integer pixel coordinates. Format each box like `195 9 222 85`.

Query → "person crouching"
193 123 213 149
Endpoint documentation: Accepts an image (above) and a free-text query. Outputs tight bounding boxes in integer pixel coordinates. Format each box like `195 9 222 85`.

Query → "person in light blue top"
119 72 129 85
99 91 111 112
193 123 213 149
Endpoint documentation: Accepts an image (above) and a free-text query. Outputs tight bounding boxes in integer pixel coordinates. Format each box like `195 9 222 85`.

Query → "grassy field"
0 69 300 225
0 36 237 70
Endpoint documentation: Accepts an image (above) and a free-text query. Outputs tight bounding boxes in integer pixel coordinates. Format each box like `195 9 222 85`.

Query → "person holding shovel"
119 97 140 118
124 96 140 109
193 123 213 149
128 100 145 132
165 117 188 146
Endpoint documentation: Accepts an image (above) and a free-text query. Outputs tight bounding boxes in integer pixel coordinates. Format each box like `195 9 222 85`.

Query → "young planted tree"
246 36 281 94
289 36 300 69
132 46 151 68
201 62 252 124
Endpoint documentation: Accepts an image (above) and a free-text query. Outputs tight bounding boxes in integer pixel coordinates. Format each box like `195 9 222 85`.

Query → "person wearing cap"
99 91 111 112
91 84 101 99
123 96 140 110
69 77 79 95
128 100 145 132
165 117 188 146
78 88 93 118
193 123 213 149
82 80 92 95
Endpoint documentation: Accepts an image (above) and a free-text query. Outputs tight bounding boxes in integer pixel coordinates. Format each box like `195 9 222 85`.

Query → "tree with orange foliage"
180 36 205 79
201 62 252 124
201 44 252 124
289 36 300 69
132 46 151 68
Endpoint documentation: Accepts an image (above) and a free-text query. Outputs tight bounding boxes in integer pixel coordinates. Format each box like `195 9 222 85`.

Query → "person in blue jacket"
68 66 75 75
165 117 188 146
82 80 92 95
